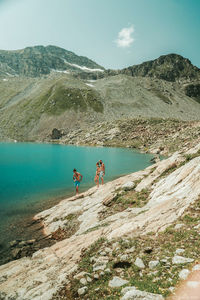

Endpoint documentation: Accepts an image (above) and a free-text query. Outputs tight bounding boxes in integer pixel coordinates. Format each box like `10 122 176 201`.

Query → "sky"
0 0 199 69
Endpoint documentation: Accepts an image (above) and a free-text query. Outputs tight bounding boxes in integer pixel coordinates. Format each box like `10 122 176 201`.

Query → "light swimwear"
99 171 104 178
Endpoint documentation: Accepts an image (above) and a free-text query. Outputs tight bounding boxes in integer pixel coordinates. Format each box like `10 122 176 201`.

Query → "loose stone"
174 223 184 230
80 278 87 285
175 248 185 254
134 257 145 269
179 269 190 280
121 287 164 299
108 276 129 288
78 286 88 296
172 255 194 264
149 260 159 269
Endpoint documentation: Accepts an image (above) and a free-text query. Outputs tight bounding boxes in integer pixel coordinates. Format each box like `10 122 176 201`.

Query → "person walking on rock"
73 168 83 195
99 160 105 185
94 162 100 188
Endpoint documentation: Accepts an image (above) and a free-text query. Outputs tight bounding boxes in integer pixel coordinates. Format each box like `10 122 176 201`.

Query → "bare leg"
94 176 99 187
76 185 79 195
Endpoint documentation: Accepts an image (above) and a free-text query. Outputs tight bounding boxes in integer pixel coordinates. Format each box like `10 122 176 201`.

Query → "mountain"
0 47 200 142
0 45 104 77
105 53 200 83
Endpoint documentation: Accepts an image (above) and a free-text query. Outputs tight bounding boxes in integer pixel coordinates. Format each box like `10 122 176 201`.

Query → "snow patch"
63 60 104 72
86 83 94 88
51 69 70 74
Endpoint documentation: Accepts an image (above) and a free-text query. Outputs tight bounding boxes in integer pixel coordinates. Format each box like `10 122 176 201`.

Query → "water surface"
0 143 154 246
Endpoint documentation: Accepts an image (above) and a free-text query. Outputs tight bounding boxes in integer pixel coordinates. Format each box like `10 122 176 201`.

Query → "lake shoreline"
0 167 145 266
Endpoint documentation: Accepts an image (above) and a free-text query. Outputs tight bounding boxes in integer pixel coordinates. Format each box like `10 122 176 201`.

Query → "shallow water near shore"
0 142 154 249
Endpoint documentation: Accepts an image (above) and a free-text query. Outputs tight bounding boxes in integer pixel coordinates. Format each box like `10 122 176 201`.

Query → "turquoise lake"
0 143 154 247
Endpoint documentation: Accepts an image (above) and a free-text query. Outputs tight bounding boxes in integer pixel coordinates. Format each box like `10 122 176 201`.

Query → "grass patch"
99 188 150 221
83 222 111 234
53 197 200 299
51 212 81 240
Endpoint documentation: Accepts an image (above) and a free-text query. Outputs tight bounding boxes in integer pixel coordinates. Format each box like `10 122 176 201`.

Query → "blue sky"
0 0 199 69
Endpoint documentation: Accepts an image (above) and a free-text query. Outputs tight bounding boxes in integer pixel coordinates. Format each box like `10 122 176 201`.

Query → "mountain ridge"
0 45 105 77
0 45 200 142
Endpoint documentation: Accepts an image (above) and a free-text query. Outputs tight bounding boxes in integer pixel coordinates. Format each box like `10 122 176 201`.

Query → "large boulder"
51 128 62 139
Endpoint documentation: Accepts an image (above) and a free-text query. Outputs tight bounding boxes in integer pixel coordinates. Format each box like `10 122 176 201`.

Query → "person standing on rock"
99 160 105 185
73 169 83 195
94 162 100 187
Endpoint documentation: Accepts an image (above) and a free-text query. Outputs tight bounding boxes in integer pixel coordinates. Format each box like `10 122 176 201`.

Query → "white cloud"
116 25 135 48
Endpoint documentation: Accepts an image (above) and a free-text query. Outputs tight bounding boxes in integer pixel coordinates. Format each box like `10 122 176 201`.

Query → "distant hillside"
0 72 200 142
0 48 200 142
105 53 200 83
0 45 104 77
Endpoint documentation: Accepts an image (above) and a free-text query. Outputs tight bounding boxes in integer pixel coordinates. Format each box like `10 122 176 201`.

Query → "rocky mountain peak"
118 53 200 82
0 45 104 77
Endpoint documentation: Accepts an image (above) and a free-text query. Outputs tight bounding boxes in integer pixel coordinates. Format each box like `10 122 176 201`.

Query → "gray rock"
74 271 87 279
121 287 164 299
125 246 135 254
18 241 27 247
78 286 88 296
119 254 129 261
175 248 185 254
11 248 21 259
93 264 107 272
80 278 87 285
172 255 194 264
99 251 107 256
104 247 112 253
9 240 18 247
122 181 135 191
179 269 190 280
90 256 96 263
105 268 111 273
168 287 175 293
149 260 159 269
134 258 145 269
121 286 136 295
192 264 200 271
160 259 168 264
86 276 92 283
108 276 129 288
100 271 105 276
194 223 200 229
51 128 62 139
174 223 184 230
93 274 99 279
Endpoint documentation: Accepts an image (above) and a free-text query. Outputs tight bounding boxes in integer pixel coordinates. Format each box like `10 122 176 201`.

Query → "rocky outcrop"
184 83 200 103
51 128 63 140
115 54 200 83
0 144 199 299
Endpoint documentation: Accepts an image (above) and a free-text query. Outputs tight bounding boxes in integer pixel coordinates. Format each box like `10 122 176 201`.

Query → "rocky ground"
48 118 200 156
0 142 199 299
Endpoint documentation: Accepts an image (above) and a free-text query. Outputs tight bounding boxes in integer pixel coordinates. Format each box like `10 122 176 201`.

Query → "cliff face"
0 144 199 299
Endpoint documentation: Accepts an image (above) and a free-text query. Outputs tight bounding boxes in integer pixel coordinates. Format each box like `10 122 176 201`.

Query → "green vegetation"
53 197 200 299
43 85 103 115
51 212 81 241
99 188 150 221
152 89 172 104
